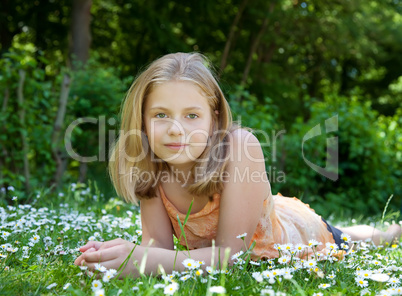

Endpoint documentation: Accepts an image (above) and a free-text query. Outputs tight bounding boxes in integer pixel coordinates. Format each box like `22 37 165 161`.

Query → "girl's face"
143 81 213 171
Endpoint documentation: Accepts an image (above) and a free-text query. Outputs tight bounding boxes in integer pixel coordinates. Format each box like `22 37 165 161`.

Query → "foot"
385 224 402 244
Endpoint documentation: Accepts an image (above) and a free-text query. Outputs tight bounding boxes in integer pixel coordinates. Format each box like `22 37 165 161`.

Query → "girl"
74 52 401 278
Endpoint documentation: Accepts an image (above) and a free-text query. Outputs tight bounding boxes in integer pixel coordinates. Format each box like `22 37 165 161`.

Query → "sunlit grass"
0 183 401 296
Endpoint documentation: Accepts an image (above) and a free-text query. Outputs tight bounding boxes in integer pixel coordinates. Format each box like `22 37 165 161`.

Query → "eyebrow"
148 106 204 112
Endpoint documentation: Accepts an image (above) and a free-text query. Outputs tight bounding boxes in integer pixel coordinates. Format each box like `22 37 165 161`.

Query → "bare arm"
140 193 174 249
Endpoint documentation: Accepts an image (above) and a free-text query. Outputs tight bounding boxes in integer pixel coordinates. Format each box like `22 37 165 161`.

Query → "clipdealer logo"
301 115 339 181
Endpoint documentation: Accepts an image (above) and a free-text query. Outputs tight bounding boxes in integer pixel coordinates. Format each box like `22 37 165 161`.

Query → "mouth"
165 143 189 150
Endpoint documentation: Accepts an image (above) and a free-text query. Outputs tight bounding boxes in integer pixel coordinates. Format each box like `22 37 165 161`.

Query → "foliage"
1 1 402 214
1 183 402 295
66 57 132 182
0 41 129 196
276 95 402 217
0 42 61 192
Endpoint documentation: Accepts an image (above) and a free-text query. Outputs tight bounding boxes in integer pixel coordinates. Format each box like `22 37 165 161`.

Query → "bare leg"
338 224 402 245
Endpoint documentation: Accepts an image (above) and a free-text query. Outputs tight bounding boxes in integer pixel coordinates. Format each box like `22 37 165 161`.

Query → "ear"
209 115 217 137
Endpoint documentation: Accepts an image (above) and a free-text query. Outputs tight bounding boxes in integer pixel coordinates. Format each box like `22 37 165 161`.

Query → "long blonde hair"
109 52 238 204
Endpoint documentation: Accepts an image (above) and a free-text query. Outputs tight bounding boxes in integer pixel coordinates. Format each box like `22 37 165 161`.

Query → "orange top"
159 186 335 260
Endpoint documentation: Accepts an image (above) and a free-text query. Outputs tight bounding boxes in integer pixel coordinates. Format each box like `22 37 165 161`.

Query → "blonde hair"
109 52 239 204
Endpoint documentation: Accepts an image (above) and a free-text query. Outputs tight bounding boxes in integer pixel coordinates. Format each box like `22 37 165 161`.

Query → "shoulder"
229 127 258 142
227 127 264 163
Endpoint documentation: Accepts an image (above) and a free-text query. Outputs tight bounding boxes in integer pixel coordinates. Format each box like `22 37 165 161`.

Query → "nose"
167 119 184 136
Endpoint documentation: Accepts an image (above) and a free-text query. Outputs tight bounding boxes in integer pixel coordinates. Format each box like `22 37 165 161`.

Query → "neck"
168 164 194 185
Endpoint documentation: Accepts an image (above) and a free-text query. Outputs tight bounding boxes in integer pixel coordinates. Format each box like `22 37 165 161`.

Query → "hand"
74 238 139 278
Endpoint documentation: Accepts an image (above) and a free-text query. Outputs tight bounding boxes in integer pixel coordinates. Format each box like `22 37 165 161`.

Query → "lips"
165 143 188 150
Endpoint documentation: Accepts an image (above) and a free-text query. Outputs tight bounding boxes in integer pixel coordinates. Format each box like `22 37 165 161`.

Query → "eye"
155 113 167 118
187 113 199 119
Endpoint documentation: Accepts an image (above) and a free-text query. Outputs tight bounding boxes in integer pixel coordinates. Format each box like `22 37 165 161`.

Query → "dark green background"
1 0 401 218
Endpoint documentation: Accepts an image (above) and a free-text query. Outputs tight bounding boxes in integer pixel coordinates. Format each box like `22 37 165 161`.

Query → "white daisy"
236 233 247 239
164 282 179 295
182 258 199 270
318 283 331 289
209 286 226 294
91 280 103 291
340 233 352 243
355 277 368 288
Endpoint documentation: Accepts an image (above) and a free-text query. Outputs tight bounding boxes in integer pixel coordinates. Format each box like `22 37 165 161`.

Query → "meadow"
1 182 401 296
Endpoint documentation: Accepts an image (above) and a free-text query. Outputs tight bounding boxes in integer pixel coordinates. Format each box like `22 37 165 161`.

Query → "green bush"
0 41 130 199
276 95 401 217
228 84 281 167
66 57 132 190
0 42 60 192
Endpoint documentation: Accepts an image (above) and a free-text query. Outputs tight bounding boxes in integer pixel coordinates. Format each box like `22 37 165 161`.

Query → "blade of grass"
173 199 193 269
116 244 137 279
139 238 154 275
381 194 394 225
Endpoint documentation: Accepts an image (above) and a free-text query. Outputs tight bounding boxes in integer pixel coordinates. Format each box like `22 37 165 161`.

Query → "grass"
0 182 401 296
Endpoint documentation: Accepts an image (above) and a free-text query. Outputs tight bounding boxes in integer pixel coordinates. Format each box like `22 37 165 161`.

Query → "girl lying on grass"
74 52 401 278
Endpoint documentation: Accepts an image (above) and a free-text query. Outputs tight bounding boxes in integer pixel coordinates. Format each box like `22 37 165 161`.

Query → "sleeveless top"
159 185 335 260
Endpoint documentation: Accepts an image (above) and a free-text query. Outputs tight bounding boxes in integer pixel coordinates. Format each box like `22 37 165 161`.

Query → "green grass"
0 182 401 296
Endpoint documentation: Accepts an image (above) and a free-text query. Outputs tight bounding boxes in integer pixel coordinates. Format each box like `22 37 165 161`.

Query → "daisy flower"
1 231 10 239
209 286 226 294
29 235 40 244
231 251 244 261
371 260 382 266
252 272 263 282
308 239 322 248
283 272 293 280
94 289 105 296
325 242 339 251
283 243 293 252
340 233 352 243
356 270 372 278
295 244 307 252
388 277 400 286
179 274 191 282
278 255 291 265
274 244 285 251
94 263 107 273
154 283 165 289
261 288 277 295
182 258 199 270
102 270 116 283
340 243 349 250
164 282 179 295
236 233 247 239
46 283 57 289
355 277 368 288
91 280 103 291
318 283 331 289
304 259 317 268
326 272 336 280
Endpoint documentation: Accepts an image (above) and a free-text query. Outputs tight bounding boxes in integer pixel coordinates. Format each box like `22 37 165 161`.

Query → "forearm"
131 244 234 276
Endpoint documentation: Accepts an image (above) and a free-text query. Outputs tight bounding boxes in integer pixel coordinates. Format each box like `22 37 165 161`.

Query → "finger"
79 241 103 252
74 254 84 266
84 258 122 272
82 246 124 263
98 238 127 250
